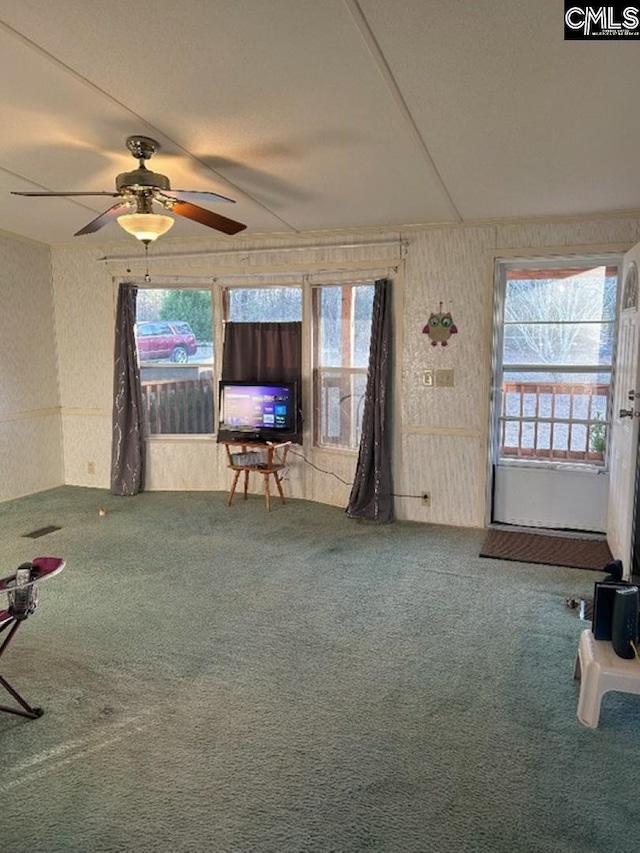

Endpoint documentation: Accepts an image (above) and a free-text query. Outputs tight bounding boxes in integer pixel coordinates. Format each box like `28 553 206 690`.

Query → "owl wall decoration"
423 307 458 346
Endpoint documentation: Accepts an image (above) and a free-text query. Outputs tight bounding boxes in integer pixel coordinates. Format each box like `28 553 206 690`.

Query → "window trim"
312 281 375 451
222 284 303 323
135 285 216 437
490 255 622 470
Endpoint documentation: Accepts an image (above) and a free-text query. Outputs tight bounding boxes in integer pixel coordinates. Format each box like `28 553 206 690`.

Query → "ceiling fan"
11 135 247 242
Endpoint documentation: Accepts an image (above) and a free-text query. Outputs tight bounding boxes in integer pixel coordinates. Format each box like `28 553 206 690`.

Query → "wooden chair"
224 441 291 511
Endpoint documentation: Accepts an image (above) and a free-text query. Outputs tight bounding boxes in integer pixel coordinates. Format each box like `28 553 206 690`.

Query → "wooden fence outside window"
140 377 215 435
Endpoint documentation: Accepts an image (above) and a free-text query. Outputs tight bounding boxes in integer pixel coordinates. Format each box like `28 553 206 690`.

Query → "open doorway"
488 255 622 532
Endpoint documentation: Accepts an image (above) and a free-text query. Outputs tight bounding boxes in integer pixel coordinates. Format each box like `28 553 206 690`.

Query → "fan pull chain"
144 243 151 282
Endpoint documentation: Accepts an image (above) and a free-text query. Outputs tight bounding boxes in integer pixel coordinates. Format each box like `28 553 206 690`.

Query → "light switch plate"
435 369 454 387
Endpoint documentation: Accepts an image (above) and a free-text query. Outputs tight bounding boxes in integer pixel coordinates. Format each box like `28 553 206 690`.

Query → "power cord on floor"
630 639 640 662
288 448 353 486
391 493 428 500
288 448 429 500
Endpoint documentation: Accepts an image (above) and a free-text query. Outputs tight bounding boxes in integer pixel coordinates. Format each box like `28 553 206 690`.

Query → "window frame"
135 284 216 438
312 281 375 451
128 273 384 446
222 284 303 323
490 256 622 469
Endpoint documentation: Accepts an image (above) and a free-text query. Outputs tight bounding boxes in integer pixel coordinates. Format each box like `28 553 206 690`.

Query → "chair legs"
0 674 43 719
0 620 43 720
227 470 256 506
263 471 286 512
228 469 287 511
273 471 286 503
227 469 242 506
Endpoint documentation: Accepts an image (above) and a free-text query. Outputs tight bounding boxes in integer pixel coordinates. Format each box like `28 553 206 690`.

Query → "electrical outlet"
421 492 431 507
423 369 434 387
87 461 95 475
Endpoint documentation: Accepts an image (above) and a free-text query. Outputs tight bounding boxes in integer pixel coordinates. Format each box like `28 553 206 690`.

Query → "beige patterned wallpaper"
47 214 640 527
0 232 63 501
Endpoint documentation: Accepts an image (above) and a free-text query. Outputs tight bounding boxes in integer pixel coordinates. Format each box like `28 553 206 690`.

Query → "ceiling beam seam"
342 0 462 222
0 162 112 216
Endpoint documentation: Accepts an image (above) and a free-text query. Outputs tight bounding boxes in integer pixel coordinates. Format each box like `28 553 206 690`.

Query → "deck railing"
500 380 610 463
140 377 215 435
140 376 611 458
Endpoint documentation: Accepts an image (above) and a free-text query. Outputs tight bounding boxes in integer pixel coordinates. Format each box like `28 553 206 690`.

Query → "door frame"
607 246 640 577
485 248 625 530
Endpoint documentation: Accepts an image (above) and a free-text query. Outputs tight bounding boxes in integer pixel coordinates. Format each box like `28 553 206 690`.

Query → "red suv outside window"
135 321 198 363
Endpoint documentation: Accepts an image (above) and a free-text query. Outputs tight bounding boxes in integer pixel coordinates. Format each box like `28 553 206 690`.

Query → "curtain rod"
99 239 406 263
127 266 399 285
214 266 399 281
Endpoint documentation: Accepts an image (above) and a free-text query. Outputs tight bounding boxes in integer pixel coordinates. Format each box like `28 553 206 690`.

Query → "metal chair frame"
0 557 65 720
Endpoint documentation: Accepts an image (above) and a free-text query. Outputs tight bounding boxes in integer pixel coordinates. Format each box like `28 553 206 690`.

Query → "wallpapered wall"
0 231 64 501
44 214 640 528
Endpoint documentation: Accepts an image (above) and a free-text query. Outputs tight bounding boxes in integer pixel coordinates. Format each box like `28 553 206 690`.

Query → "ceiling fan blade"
169 200 246 235
164 190 235 204
11 191 120 197
74 202 131 236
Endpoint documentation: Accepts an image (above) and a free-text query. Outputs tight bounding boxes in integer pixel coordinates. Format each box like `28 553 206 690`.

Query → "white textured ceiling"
0 0 638 245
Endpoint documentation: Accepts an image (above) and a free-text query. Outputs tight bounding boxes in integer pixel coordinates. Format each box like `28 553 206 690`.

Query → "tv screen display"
218 381 297 439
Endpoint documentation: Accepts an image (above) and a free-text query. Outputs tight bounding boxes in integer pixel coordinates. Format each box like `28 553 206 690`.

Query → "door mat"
480 528 613 571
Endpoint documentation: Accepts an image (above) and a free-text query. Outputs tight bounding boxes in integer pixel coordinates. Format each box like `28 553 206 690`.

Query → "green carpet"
0 487 639 852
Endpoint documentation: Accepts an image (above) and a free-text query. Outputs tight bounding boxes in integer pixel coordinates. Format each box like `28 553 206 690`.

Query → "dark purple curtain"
346 279 394 522
221 322 302 443
111 282 145 495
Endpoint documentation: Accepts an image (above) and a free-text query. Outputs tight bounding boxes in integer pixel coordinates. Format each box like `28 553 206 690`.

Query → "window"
313 283 374 449
135 288 214 435
225 287 302 322
222 286 303 441
494 261 620 464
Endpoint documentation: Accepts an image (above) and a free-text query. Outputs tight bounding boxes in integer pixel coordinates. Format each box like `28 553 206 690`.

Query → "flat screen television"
217 380 298 443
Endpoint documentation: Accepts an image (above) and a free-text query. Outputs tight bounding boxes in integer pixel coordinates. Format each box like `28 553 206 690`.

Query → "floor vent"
22 525 62 539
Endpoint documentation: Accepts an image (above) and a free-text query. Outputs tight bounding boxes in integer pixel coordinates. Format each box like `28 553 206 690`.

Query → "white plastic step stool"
574 629 640 728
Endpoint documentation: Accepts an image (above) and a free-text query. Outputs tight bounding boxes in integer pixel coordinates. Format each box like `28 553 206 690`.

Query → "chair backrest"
7 564 38 621
1 557 65 623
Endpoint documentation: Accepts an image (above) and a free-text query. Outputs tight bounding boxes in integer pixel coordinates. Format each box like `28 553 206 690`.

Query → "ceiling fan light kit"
117 212 175 243
11 135 247 243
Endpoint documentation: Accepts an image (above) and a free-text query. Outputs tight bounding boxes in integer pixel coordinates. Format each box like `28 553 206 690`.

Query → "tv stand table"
222 440 291 512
